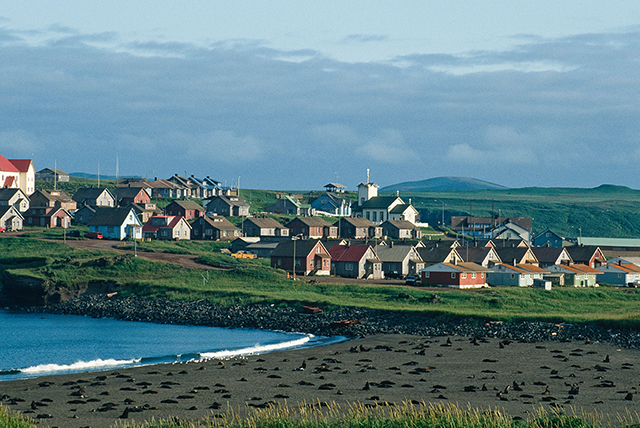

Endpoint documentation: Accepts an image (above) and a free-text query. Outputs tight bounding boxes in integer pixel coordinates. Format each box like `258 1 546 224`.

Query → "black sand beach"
2 334 640 428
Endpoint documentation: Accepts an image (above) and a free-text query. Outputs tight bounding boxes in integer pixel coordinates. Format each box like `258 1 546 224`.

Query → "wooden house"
420 262 490 288
488 264 548 287
270 239 331 276
87 207 142 240
0 188 30 213
0 205 24 231
286 217 333 239
329 243 383 279
142 215 191 240
72 187 116 208
204 195 250 217
242 218 289 240
375 243 424 278
164 200 205 220
191 216 241 241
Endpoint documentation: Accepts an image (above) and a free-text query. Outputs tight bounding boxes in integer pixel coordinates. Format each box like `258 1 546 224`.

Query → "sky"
1 2 640 190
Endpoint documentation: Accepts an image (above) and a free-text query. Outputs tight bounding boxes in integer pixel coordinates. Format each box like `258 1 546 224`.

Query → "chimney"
619 260 622 266
513 259 517 266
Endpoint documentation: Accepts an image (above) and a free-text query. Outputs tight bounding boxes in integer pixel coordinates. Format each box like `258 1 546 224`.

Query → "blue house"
532 228 566 248
87 207 142 240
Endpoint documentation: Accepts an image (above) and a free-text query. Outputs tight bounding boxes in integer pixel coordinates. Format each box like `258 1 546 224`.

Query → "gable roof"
200 216 240 231
142 216 190 233
87 207 139 227
244 217 287 229
530 247 572 264
359 196 402 210
167 200 205 212
0 205 24 219
375 245 422 263
495 247 538 264
286 217 331 228
459 247 501 264
271 239 326 258
381 219 419 230
0 188 26 201
207 195 249 207
9 159 33 172
565 245 605 263
0 155 18 172
72 187 113 203
422 261 490 273
417 246 460 264
329 244 377 262
339 217 376 228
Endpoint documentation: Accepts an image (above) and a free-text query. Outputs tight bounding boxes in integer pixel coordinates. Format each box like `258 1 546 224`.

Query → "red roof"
9 159 32 172
2 176 15 187
0 155 18 172
329 244 375 262
142 216 185 233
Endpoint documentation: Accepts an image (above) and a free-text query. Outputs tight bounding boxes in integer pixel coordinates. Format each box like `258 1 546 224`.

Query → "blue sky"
1 2 640 190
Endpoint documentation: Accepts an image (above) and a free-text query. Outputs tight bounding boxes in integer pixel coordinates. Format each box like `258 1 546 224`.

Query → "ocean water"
0 310 345 382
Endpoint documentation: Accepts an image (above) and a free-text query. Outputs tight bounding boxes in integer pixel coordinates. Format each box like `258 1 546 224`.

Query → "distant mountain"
380 177 509 192
70 173 142 180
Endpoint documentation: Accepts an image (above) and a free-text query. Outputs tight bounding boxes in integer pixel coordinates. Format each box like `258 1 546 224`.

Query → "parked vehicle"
85 232 104 239
230 251 257 259
405 275 420 285
67 230 81 237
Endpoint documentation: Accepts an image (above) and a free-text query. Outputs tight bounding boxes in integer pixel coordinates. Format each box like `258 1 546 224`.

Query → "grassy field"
2 401 638 428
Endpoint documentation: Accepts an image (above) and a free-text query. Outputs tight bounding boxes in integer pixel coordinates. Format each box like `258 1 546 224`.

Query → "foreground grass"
3 402 640 428
3 236 640 329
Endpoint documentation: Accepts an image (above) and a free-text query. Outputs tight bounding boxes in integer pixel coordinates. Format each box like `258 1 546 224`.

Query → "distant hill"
381 177 509 192
70 173 142 180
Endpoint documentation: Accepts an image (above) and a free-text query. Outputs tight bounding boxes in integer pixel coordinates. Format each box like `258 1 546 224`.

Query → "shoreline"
4 295 640 427
2 333 640 428
16 294 640 348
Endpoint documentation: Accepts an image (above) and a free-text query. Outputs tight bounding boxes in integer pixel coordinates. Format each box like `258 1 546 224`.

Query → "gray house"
375 244 424 278
205 195 250 217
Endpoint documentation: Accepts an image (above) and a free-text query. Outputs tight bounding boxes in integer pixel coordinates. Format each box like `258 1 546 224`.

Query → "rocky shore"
19 294 640 349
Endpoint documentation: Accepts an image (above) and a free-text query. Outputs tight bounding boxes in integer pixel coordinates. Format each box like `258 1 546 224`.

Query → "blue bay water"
0 310 345 382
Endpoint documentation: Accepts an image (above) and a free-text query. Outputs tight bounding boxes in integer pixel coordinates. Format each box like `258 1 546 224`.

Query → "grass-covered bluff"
2 236 640 330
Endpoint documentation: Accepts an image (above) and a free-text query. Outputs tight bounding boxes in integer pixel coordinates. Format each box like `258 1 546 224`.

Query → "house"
113 187 151 207
191 216 241 241
142 215 191 240
492 221 531 242
324 183 346 193
265 195 314 216
74 205 108 225
23 206 72 228
329 243 383 279
420 262 490 288
270 239 331 276
417 245 462 267
0 188 30 213
8 159 35 196
565 246 606 268
87 207 142 240
381 219 422 240
336 217 382 239
596 261 640 286
286 217 334 239
242 218 289 240
72 188 116 208
127 203 162 224
458 246 502 268
167 174 200 198
495 246 539 266
146 179 185 198
0 155 20 192
310 192 352 217
205 195 250 217
231 237 261 253
451 216 531 240
352 176 418 224
0 205 24 231
29 189 76 212
488 264 548 287
532 229 568 248
35 167 70 183
245 241 279 258
190 176 222 199
530 247 573 268
375 243 424 278
544 264 601 287
164 200 205 220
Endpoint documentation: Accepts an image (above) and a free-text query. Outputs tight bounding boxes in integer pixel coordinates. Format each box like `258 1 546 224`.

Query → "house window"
510 274 515 279
277 259 281 266
461 273 467 279
372 212 377 222
471 273 476 278
424 272 430 278
346 263 353 271
316 246 321 253
451 273 456 279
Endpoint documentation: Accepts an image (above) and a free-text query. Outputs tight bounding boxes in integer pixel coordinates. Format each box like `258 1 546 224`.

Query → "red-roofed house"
329 243 383 279
142 215 192 240
545 264 602 287
8 159 35 196
0 155 20 192
420 262 490 288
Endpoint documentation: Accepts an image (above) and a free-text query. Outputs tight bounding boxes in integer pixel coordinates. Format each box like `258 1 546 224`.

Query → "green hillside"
400 184 640 238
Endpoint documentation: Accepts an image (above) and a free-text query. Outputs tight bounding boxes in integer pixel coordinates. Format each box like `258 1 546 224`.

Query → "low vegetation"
2 401 639 428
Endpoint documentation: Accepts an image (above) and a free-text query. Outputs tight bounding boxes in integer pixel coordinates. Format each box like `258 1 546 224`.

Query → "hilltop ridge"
380 177 508 192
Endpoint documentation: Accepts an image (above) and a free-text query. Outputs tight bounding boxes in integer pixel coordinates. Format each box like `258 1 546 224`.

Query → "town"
2 155 639 290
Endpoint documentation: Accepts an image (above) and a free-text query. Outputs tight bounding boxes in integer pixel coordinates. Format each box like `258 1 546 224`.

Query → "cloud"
341 34 389 44
1 25 640 188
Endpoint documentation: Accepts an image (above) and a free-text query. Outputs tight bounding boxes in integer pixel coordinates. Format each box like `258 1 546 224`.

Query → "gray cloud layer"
1 26 639 189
